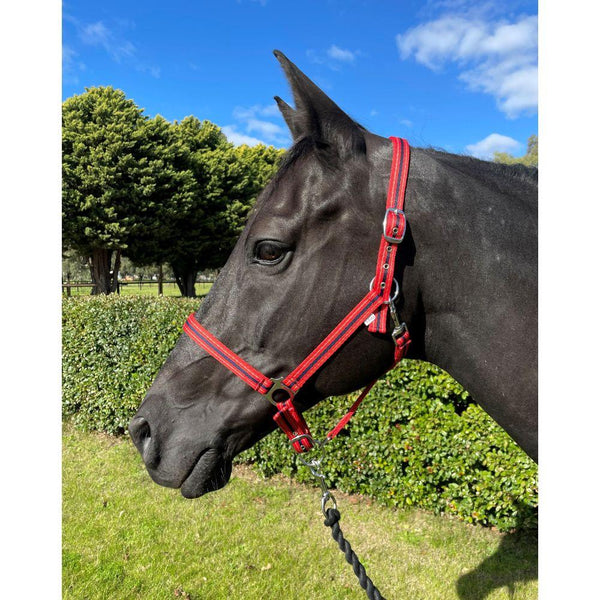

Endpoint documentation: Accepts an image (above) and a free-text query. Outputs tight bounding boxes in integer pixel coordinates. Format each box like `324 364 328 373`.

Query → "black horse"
130 51 537 500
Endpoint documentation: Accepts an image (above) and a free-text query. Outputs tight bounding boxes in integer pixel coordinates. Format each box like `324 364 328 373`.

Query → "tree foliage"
493 134 538 167
62 87 161 293
63 87 285 296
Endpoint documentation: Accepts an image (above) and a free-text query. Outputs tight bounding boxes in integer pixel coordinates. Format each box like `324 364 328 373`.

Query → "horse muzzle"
129 413 232 498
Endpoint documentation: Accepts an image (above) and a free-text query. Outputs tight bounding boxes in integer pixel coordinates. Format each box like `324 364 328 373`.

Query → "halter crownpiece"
183 136 411 453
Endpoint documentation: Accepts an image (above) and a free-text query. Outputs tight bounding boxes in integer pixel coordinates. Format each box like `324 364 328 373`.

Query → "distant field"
63 281 213 298
63 427 538 600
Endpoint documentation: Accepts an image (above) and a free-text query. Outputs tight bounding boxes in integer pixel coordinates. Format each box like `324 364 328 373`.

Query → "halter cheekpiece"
183 137 411 453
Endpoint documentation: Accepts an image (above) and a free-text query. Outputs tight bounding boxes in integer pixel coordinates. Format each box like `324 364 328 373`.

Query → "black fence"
62 279 214 297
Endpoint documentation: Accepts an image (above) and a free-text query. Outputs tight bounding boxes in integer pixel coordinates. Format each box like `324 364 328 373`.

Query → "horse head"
129 51 415 497
130 50 538 498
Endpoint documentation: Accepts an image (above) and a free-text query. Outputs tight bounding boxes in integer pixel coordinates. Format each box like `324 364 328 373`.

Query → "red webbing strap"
393 328 411 364
326 381 376 441
273 400 313 452
283 289 383 393
368 137 410 334
184 315 272 395
184 313 314 452
325 325 412 442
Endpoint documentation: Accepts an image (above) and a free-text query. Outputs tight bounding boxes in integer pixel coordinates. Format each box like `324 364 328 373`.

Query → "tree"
64 87 286 297
227 144 286 238
122 114 198 282
494 134 538 167
127 117 284 297
62 87 163 294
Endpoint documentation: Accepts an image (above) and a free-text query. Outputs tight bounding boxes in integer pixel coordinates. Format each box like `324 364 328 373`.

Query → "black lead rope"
323 508 386 600
292 436 387 599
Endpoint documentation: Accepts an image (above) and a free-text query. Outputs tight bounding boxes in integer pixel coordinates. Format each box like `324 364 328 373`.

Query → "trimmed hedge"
62 295 199 433
62 296 537 531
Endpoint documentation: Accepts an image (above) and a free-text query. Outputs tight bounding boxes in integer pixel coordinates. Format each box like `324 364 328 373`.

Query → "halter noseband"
183 137 411 453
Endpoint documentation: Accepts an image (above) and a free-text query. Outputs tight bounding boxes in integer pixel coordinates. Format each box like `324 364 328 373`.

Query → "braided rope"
323 508 386 600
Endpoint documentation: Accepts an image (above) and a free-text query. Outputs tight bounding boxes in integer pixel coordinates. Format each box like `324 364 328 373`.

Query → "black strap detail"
323 508 386 600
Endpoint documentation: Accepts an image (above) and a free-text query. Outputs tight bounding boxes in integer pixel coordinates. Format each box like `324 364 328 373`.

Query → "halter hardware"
370 277 400 302
183 137 412 455
265 377 295 406
382 207 406 243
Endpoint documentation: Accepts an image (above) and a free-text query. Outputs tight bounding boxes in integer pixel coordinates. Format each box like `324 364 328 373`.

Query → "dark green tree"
122 114 197 282
62 87 162 294
64 87 285 297
133 118 284 297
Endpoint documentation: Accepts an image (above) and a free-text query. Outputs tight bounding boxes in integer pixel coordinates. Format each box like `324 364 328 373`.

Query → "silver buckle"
382 208 406 243
265 377 294 407
369 277 400 303
290 433 316 451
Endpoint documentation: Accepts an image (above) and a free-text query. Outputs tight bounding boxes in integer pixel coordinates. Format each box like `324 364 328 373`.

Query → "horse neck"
394 147 538 458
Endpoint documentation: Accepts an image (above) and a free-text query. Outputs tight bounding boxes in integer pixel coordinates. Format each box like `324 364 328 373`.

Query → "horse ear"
274 96 302 140
273 50 366 157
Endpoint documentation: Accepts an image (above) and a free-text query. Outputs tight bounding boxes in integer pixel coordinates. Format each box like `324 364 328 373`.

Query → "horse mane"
421 147 538 186
271 140 538 201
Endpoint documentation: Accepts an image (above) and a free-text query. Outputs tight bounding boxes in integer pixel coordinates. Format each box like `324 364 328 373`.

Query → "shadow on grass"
456 516 537 600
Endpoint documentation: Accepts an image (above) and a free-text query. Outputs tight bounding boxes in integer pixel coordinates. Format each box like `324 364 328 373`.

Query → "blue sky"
62 0 538 160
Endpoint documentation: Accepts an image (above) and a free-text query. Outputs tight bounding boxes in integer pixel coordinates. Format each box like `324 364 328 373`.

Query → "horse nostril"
129 416 151 448
129 416 161 469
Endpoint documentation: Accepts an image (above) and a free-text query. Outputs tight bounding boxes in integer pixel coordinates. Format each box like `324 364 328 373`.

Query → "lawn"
63 427 538 600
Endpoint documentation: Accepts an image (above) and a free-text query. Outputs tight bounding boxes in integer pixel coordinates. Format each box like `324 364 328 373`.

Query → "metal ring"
369 277 399 304
265 377 295 407
291 433 315 453
321 491 337 516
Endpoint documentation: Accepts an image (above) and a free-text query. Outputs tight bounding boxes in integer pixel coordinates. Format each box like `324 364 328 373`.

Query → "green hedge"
62 296 537 531
62 295 199 433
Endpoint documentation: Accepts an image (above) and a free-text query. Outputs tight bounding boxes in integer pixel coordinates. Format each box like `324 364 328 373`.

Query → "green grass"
63 282 213 298
63 427 538 600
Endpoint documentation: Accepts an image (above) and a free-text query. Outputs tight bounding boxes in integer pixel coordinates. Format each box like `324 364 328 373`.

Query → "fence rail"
62 280 214 297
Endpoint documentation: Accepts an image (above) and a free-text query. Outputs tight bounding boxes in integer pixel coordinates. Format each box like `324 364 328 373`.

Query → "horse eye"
255 241 285 263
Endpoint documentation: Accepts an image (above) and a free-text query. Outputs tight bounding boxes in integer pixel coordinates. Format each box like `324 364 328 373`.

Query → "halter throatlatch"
183 137 411 453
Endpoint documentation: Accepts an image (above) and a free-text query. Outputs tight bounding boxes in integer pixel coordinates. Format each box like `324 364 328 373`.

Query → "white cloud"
232 104 280 120
327 45 356 63
228 104 291 147
246 118 288 139
465 133 521 159
64 15 159 76
78 21 136 62
307 45 361 70
396 14 537 118
221 126 268 147
63 44 79 71
136 64 161 79
79 22 110 46
63 44 85 83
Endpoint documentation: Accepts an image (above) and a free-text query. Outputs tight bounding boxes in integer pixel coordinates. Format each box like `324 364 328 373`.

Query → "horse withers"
129 51 537 499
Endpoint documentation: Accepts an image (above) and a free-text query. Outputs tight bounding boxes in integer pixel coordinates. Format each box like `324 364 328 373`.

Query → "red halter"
183 137 411 453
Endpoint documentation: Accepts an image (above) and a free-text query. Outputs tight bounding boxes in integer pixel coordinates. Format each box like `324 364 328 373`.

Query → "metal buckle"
290 433 315 451
265 377 295 407
382 208 406 243
370 277 399 303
